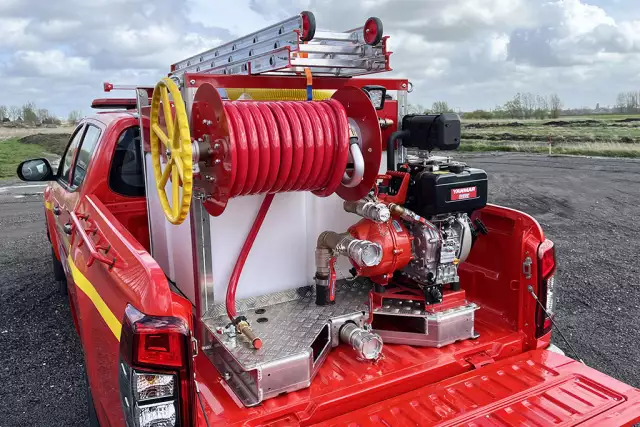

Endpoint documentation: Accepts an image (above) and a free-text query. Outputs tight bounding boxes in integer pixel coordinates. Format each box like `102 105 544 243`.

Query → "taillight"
137 332 184 367
535 239 556 338
119 304 192 427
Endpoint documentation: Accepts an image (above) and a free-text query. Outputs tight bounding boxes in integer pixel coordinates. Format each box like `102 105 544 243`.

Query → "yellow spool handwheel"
150 77 193 225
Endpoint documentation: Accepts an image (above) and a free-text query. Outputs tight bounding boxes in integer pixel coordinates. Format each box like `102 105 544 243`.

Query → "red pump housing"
348 217 413 284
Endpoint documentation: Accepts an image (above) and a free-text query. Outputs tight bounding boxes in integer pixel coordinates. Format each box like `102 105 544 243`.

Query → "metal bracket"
191 336 199 358
523 256 533 279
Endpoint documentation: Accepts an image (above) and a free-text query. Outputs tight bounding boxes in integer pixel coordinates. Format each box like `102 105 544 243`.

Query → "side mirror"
17 158 54 182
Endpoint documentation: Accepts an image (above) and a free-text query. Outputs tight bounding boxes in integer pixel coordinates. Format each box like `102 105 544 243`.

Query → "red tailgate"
317 350 640 426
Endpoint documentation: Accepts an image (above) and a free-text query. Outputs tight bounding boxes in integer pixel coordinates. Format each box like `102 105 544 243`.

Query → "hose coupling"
233 317 262 350
339 322 383 360
344 198 391 223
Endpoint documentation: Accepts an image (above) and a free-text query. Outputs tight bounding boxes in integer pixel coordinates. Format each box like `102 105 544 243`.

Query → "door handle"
53 206 61 216
63 223 73 235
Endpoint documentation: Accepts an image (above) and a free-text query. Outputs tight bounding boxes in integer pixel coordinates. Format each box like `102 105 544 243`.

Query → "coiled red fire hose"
224 99 351 323
223 99 350 198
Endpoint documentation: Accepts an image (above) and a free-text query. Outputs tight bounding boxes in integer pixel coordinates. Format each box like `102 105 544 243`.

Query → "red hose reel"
190 83 382 216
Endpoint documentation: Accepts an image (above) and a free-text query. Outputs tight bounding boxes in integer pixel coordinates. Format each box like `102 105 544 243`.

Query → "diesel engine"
315 112 488 346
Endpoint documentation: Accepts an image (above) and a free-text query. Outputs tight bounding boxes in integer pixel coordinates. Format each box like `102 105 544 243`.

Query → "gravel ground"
462 153 640 386
0 192 87 427
0 153 638 426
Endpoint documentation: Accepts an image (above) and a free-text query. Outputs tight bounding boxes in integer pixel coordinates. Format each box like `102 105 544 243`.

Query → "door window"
109 126 145 197
71 125 102 188
59 125 85 185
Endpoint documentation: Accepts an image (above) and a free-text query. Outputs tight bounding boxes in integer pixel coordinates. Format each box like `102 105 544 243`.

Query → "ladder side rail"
313 28 365 43
290 57 383 69
192 46 292 77
266 65 387 77
298 44 378 56
171 14 302 72
172 34 299 77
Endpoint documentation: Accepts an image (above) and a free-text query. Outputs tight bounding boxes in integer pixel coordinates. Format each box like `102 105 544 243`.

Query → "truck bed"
195 316 640 426
194 305 529 425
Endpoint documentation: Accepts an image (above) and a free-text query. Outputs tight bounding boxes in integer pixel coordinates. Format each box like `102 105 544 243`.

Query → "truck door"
50 124 85 260
51 124 103 300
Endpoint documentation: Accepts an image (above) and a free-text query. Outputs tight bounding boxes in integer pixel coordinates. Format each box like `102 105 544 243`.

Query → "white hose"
342 143 365 188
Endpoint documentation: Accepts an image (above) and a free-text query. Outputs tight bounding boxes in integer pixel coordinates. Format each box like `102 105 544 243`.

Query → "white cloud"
8 50 91 78
0 0 638 116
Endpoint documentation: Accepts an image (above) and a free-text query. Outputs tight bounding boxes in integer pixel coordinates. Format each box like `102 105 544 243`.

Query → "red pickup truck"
16 11 640 427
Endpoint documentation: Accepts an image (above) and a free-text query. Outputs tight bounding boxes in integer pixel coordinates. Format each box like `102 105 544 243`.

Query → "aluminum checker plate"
203 281 371 366
201 280 371 406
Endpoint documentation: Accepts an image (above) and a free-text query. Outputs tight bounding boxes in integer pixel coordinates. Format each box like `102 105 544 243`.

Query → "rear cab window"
109 126 144 197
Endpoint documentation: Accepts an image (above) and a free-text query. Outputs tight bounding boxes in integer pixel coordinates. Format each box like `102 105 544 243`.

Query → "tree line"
408 93 564 120
615 91 640 114
0 102 83 125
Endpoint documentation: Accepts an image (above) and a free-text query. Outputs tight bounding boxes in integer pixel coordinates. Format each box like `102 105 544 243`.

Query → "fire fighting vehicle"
17 12 640 427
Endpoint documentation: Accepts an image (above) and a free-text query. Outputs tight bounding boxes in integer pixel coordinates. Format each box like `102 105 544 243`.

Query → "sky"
1 0 639 117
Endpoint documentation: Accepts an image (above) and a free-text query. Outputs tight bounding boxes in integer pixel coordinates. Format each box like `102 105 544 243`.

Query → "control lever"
474 218 488 235
470 218 488 243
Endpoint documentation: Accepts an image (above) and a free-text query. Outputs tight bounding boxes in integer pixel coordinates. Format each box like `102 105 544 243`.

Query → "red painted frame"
184 73 409 91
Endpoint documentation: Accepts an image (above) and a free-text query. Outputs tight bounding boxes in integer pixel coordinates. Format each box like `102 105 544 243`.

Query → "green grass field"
0 134 68 179
0 138 50 178
461 114 640 157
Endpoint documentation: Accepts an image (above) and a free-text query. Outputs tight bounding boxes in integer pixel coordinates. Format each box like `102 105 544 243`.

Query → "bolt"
401 83 407 89
189 79 196 85
165 150 171 158
213 143 221 150
214 159 221 165
205 175 215 182
223 372 231 381
202 119 212 126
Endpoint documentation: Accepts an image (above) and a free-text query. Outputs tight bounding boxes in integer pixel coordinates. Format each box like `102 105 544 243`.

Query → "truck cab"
18 11 640 427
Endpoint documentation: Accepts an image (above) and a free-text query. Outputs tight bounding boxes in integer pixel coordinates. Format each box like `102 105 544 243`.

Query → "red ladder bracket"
70 211 127 270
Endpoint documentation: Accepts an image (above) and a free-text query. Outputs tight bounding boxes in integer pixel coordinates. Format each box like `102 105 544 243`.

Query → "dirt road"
1 153 639 426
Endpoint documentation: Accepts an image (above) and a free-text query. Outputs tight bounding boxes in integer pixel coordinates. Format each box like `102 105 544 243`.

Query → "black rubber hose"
387 130 409 171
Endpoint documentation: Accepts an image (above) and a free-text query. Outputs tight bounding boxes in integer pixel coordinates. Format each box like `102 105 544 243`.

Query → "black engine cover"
405 165 488 216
